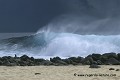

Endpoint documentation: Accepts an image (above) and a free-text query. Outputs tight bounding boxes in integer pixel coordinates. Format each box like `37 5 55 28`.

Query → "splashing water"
0 30 120 59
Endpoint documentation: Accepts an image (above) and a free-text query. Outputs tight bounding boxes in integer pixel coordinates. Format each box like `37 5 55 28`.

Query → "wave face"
0 32 120 58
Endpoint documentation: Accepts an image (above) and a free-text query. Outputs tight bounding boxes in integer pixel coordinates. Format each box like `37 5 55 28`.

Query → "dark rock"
92 61 97 64
30 57 34 61
71 62 78 65
34 58 45 63
68 57 83 63
105 58 120 65
89 64 101 68
35 73 41 75
15 54 17 58
56 60 67 65
28 63 35 66
92 54 101 61
117 53 120 60
40 60 53 66
0 54 119 66
18 61 29 66
81 56 94 65
0 60 3 65
100 53 118 64
109 68 115 70
50 57 61 63
102 53 118 59
82 60 91 65
116 69 120 71
62 59 72 64
6 63 18 66
2 56 10 61
34 58 46 65
2 58 18 66
20 55 30 61
100 56 108 63
97 60 103 65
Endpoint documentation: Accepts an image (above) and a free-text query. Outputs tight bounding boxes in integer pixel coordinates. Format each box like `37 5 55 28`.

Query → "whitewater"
0 31 120 59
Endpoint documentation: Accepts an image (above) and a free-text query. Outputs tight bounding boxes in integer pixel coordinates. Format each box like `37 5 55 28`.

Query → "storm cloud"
0 0 120 35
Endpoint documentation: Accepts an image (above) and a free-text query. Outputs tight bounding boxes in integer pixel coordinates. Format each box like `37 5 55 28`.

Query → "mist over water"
35 0 120 58
1 0 120 59
1 31 120 59
37 0 120 35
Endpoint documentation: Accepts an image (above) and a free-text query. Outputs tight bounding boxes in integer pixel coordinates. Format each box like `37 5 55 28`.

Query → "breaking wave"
0 31 120 59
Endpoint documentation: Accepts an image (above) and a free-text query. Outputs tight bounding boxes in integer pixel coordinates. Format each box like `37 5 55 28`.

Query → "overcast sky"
0 0 65 32
0 0 120 34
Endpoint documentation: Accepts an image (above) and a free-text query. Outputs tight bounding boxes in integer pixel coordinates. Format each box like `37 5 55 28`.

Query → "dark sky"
0 0 120 34
0 0 66 32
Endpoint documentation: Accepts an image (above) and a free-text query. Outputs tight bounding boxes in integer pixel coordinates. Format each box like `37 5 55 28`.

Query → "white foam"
39 33 120 57
0 32 120 58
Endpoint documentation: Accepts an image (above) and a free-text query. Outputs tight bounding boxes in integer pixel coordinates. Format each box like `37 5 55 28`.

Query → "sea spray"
0 31 120 59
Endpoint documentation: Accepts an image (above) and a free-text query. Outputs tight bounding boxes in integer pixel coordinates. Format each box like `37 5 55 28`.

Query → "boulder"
62 59 72 64
92 61 97 64
116 69 120 71
117 53 120 61
81 57 94 65
19 61 29 66
35 73 41 75
50 57 61 63
82 60 91 65
89 64 101 68
68 57 83 63
97 60 103 65
100 56 108 63
109 68 115 70
40 60 53 66
92 54 101 61
55 60 68 65
105 58 120 65
30 57 35 61
20 55 30 61
0 60 3 65
102 53 118 59
6 63 18 66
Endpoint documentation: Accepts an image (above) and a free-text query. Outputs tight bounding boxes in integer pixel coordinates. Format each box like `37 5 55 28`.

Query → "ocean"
0 32 120 59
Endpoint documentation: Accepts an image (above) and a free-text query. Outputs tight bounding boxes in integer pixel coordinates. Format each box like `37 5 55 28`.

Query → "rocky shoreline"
0 52 120 66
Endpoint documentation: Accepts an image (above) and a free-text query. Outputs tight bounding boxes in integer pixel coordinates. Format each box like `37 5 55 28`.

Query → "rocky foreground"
0 52 120 66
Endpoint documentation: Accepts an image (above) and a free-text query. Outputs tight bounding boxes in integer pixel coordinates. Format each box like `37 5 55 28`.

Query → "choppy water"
0 32 120 59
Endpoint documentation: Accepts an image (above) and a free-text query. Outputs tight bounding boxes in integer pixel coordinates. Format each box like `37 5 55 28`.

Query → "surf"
0 31 120 59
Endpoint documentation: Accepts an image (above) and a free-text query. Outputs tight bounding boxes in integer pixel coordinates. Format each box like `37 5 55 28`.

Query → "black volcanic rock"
105 58 120 65
92 54 102 61
118 53 120 61
40 60 53 66
100 56 108 63
0 60 3 65
96 60 103 65
0 53 119 66
34 58 46 65
100 53 118 64
89 64 101 68
50 57 61 63
55 60 68 65
109 68 115 70
6 62 18 66
116 69 120 71
68 57 83 63
92 61 97 64
19 61 28 66
62 59 72 64
102 52 118 59
81 56 94 65
20 55 30 61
